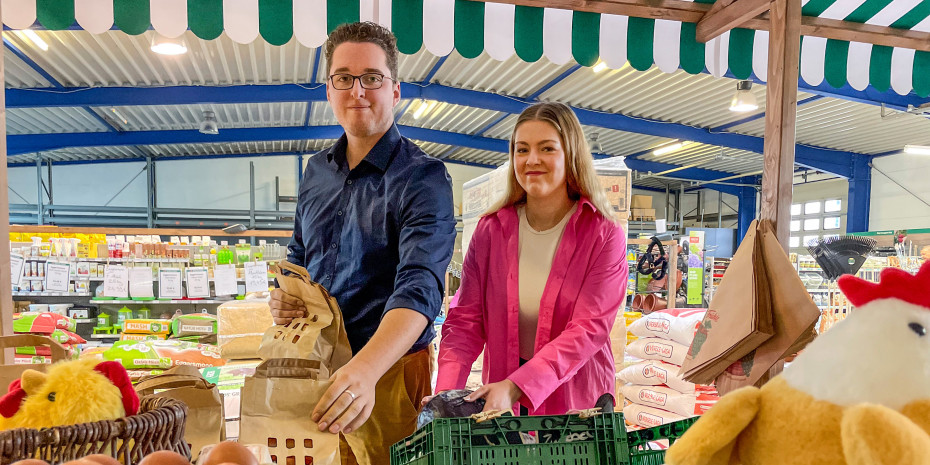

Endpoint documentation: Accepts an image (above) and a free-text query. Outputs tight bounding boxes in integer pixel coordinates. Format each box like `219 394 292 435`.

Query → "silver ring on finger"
343 389 358 401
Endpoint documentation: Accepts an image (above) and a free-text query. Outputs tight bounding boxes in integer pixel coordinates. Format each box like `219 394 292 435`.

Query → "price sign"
45 262 71 292
244 261 269 293
104 265 129 298
186 267 210 298
129 266 155 298
158 268 183 299
10 253 24 286
214 264 238 296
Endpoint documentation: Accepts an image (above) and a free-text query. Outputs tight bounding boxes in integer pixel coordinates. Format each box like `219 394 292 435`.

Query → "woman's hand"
465 380 525 413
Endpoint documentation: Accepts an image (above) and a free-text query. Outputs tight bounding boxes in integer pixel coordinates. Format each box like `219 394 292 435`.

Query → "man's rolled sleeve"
384 161 456 325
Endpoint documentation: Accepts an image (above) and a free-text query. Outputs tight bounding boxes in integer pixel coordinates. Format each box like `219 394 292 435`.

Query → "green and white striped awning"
3 0 929 96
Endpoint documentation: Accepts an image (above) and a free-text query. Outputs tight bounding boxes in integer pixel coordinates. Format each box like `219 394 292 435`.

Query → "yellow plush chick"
0 359 139 430
666 262 930 465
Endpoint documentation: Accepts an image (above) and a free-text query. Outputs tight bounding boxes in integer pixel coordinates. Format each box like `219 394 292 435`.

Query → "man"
270 22 456 464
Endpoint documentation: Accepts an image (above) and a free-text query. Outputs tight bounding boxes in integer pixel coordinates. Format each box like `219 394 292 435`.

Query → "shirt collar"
326 124 402 173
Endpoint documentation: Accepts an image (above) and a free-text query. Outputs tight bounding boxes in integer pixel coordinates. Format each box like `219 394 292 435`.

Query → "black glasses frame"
328 73 395 90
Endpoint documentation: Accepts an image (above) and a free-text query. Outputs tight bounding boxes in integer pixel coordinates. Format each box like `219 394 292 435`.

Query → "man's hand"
465 380 524 413
311 358 379 434
269 288 307 325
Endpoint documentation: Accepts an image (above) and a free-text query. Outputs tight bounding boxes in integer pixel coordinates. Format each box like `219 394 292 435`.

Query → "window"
791 204 802 216
823 217 841 230
824 199 842 213
804 218 820 231
804 201 821 215
790 220 801 232
790 236 800 248
803 235 819 246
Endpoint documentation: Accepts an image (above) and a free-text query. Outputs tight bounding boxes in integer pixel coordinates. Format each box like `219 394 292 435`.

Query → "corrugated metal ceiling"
3 25 920 181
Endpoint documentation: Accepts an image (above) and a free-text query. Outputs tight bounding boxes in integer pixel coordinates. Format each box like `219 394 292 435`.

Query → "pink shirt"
436 198 628 414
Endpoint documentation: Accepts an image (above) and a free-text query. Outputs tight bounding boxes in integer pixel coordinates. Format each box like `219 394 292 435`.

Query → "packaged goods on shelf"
620 384 719 417
13 312 76 333
15 344 80 359
120 333 169 342
624 311 643 346
619 360 697 394
628 308 706 346
103 339 225 369
627 337 690 366
122 319 172 334
79 346 108 360
624 402 690 429
217 300 274 360
171 313 218 338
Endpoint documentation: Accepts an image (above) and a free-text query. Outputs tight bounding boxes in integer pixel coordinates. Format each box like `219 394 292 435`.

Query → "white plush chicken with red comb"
666 262 930 465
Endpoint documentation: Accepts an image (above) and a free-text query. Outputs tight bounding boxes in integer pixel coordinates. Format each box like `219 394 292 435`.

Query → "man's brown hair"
324 22 399 80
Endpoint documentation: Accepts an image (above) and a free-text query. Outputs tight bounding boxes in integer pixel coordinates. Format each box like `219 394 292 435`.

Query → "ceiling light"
151 33 188 55
592 60 608 73
412 100 436 119
729 80 759 112
589 132 604 153
653 140 690 156
108 107 129 125
904 145 930 156
200 110 219 135
22 30 48 51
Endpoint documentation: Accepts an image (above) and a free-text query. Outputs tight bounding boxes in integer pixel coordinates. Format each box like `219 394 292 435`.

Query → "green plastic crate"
390 412 697 465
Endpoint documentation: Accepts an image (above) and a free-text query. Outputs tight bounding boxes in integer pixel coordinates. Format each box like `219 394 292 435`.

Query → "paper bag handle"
134 374 215 395
274 261 315 285
0 334 68 361
254 358 330 379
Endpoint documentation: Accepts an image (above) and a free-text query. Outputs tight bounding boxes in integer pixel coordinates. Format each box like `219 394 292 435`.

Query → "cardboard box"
631 195 653 209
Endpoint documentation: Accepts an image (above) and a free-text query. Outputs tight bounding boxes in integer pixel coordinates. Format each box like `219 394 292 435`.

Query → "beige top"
517 203 577 360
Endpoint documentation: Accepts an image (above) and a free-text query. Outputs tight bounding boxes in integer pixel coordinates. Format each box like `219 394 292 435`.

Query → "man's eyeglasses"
328 73 395 90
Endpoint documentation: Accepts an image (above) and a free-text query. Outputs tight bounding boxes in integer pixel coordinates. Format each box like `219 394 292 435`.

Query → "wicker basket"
0 396 191 465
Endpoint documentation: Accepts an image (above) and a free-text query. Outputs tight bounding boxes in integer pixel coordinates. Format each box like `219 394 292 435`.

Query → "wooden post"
0 2 13 349
759 0 801 252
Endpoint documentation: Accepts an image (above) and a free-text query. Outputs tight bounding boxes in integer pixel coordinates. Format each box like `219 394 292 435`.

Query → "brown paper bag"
135 365 225 459
714 221 821 394
258 261 352 371
0 334 68 389
680 220 775 384
239 359 340 465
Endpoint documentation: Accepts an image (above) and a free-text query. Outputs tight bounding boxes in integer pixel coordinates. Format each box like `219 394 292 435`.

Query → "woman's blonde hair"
486 102 616 222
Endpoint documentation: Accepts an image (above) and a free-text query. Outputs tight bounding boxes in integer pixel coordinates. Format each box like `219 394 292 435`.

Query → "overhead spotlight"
200 110 219 135
729 80 759 112
151 32 188 55
589 132 604 153
22 30 48 51
653 140 690 156
108 107 129 125
903 145 930 156
412 99 437 119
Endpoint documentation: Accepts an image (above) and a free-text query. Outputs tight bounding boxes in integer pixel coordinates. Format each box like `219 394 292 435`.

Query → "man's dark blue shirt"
287 124 456 354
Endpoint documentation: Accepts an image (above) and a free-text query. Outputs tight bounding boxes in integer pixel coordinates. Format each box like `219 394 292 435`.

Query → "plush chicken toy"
666 261 930 465
0 359 138 430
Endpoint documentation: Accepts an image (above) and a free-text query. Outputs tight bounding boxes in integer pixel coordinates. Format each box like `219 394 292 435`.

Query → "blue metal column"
737 186 757 244
846 154 871 233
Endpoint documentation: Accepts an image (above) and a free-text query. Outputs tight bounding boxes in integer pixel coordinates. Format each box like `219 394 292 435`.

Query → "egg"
81 455 123 465
200 442 258 465
11 460 50 465
138 450 191 465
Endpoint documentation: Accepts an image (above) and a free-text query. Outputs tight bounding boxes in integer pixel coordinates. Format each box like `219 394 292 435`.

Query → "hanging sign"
129 266 155 299
186 267 211 298
104 264 129 298
214 264 238 296
158 268 183 299
44 262 71 293
244 261 269 293
10 253 24 286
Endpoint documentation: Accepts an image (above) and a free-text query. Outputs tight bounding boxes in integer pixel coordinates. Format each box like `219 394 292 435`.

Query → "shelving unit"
704 257 731 302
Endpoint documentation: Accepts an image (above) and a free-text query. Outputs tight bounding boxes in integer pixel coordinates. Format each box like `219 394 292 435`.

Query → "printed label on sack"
642 364 669 383
644 342 674 359
180 324 213 334
639 389 668 406
637 412 664 428
646 318 672 334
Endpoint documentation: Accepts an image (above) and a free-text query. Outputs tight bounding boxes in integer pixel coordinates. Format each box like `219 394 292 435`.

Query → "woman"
434 102 628 415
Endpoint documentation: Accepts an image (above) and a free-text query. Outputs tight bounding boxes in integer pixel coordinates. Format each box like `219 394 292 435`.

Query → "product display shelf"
92 299 229 305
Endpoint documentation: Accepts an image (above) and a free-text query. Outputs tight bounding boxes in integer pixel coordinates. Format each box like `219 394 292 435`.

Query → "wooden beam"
760 0 801 252
472 0 930 53
0 2 12 348
9 225 294 238
697 0 773 43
